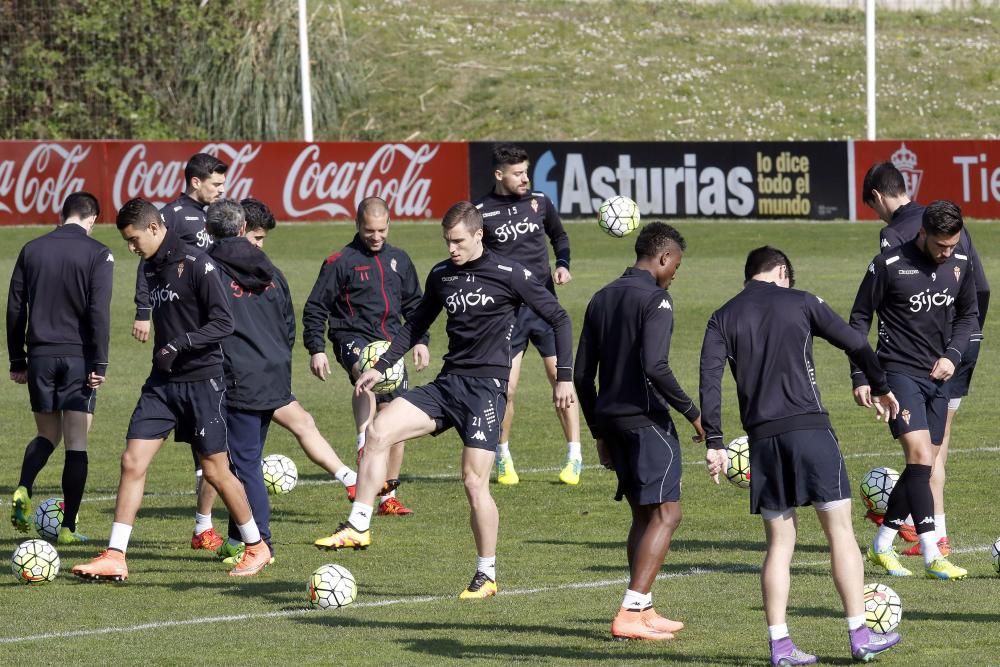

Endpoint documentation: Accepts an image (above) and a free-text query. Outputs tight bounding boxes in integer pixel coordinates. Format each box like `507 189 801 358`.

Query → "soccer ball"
725 436 751 489
308 563 357 609
864 582 902 633
359 340 405 394
261 454 298 495
33 497 70 541
860 467 899 516
990 537 1000 574
11 539 60 584
597 195 640 238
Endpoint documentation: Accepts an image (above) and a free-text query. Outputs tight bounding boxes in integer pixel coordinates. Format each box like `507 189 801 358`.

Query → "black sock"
62 450 89 532
902 464 934 535
882 466 912 529
18 436 56 495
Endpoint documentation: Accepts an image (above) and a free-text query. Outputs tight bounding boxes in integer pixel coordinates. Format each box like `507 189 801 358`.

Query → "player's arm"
698 314 728 482
181 258 235 347
275 267 296 351
6 248 29 378
510 264 573 385
573 300 601 439
964 229 990 328
938 266 980 374
302 259 342 379
847 255 887 392
641 292 701 431
371 273 442 376
543 197 572 284
132 260 152 342
399 253 431 367
85 247 114 381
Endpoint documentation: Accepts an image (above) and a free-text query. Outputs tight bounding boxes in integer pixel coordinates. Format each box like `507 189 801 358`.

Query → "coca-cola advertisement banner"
468 141 850 219
851 140 1000 220
0 141 469 225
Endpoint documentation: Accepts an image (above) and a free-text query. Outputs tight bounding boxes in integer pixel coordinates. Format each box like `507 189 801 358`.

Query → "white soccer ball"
11 539 60 585
990 537 1000 574
33 497 69 541
359 340 405 394
597 195 640 238
261 454 298 495
725 436 750 489
864 582 902 633
308 563 357 609
860 467 899 516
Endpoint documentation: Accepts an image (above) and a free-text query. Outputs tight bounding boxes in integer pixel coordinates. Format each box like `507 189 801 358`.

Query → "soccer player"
314 201 575 599
700 246 902 665
131 152 230 551
474 143 582 485
71 198 270 581
861 161 990 555
574 223 703 641
849 200 977 581
303 197 428 516
7 192 113 544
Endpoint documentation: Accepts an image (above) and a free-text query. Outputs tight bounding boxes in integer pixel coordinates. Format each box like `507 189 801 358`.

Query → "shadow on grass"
526 537 832 555
793 604 1000 624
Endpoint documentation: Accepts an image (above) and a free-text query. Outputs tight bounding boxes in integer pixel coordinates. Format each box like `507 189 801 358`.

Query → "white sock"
935 513 946 539
476 555 496 580
109 522 133 553
621 588 650 610
567 441 582 460
919 531 941 565
356 432 366 450
194 467 203 494
768 623 789 641
335 467 357 487
847 614 865 631
497 442 510 458
348 502 374 531
237 518 261 545
904 515 914 527
378 489 396 505
194 512 213 534
874 525 898 553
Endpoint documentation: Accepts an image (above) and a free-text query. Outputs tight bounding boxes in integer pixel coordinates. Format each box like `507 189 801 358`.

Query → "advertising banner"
469 141 850 220
851 140 1000 220
0 141 469 225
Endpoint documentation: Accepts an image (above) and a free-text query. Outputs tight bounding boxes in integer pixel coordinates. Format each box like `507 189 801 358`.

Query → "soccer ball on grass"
597 195 640 238
359 340 405 394
308 563 357 608
11 539 60 584
262 454 298 495
863 582 902 633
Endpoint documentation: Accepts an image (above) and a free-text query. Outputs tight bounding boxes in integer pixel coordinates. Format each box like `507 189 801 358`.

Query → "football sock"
237 518 261 545
874 525 898 553
334 467 357 487
935 513 947 538
904 515 914 527
194 512 213 534
497 442 511 458
621 589 649 611
847 614 865 631
919 532 941 565
61 450 88 532
768 623 790 641
18 436 56 495
567 441 582 460
882 467 912 530
378 489 396 505
109 522 132 553
902 464 934 536
348 502 374 531
356 432 366 450
476 555 496 581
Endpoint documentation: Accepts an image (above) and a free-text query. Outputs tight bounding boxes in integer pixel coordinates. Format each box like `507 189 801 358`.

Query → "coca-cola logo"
0 144 90 215
283 143 436 219
112 143 260 210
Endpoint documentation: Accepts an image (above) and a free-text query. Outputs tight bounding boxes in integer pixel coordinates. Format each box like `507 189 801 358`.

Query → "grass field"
2 220 999 665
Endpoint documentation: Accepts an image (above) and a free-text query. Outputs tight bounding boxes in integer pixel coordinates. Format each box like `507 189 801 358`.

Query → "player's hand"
705 448 727 485
554 266 573 285
310 352 330 381
553 381 575 409
690 416 706 443
10 370 28 384
87 372 106 388
853 385 873 408
872 391 899 423
595 438 613 469
132 320 150 343
154 341 181 373
930 357 956 382
354 368 383 396
412 344 430 372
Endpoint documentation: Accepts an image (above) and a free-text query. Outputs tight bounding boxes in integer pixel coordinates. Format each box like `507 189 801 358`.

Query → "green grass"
2 220 999 664
334 0 1000 141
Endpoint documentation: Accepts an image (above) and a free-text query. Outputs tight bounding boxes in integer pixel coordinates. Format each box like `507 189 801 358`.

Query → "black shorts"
749 428 850 514
886 371 947 445
27 356 96 414
943 336 980 399
126 376 229 455
332 333 409 404
400 373 507 450
510 307 556 358
607 420 682 506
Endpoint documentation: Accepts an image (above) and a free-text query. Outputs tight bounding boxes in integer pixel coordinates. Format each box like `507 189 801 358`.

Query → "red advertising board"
0 141 469 225
852 140 1000 220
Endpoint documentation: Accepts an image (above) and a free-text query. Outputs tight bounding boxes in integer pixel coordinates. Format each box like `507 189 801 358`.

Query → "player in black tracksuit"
700 246 901 664
474 143 581 485
302 197 428 515
71 198 271 582
574 223 702 641
6 192 112 542
315 201 575 600
849 200 978 582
